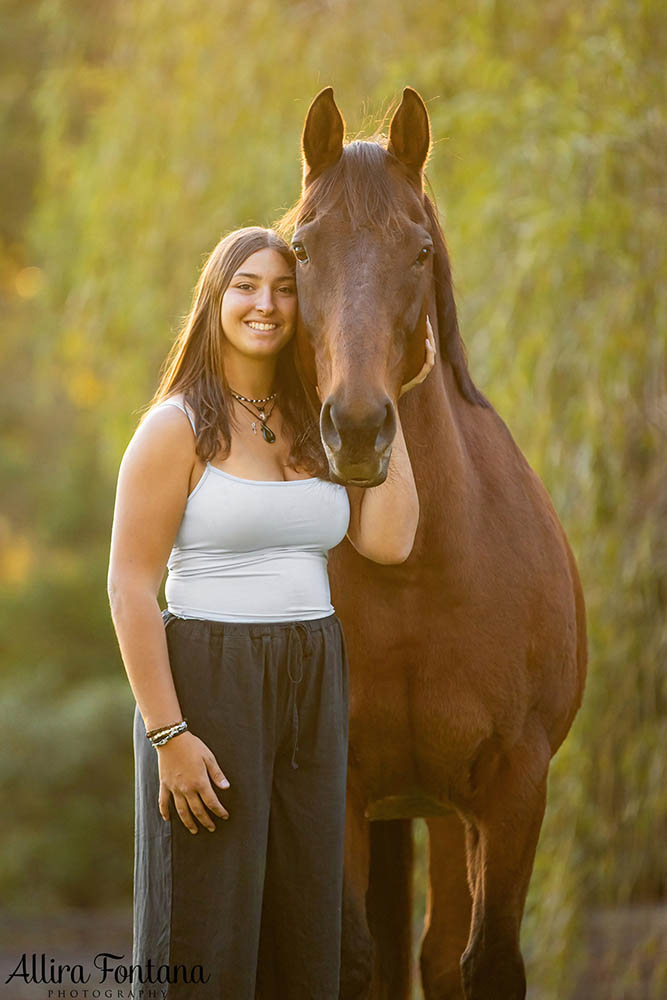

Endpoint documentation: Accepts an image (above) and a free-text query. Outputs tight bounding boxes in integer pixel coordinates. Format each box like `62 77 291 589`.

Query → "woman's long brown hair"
141 227 329 478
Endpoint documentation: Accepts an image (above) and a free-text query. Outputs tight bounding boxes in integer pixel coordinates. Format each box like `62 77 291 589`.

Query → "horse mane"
279 140 406 236
278 139 490 409
421 192 490 408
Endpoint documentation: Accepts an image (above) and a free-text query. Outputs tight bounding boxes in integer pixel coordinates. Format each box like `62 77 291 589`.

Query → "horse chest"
347 685 497 812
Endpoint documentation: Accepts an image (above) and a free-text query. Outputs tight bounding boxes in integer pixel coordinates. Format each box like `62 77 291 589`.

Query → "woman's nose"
255 287 275 314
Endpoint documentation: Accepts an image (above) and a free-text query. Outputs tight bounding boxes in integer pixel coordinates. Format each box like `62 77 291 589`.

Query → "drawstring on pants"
286 623 311 769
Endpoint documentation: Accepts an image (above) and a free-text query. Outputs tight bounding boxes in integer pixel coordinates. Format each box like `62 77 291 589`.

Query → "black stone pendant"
261 423 276 443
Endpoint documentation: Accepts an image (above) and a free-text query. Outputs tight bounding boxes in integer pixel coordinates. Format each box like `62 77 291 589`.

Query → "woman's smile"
245 319 280 333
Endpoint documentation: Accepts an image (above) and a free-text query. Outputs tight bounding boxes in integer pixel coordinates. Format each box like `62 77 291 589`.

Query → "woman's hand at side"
157 731 230 833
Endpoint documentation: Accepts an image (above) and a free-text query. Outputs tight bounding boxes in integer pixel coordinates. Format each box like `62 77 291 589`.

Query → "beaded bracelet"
146 719 187 740
149 720 188 747
146 719 189 748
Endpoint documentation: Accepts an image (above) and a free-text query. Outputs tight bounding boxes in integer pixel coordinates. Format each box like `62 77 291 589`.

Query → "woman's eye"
292 242 310 263
235 283 253 290
279 285 296 294
415 247 432 266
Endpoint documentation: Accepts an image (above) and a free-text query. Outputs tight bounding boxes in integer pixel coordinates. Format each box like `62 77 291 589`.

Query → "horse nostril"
320 398 342 451
374 401 396 454
321 396 396 456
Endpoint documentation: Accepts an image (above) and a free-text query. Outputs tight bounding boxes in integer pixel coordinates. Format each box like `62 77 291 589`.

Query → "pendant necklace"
229 388 278 444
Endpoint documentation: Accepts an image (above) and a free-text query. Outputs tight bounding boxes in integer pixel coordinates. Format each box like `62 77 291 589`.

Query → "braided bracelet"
146 719 188 747
150 721 188 747
146 719 186 740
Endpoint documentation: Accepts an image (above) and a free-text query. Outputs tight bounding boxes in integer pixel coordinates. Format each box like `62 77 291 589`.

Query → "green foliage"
1 0 665 994
0 665 134 911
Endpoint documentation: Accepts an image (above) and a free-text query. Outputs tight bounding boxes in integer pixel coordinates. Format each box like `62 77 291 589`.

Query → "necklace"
229 388 278 444
230 389 277 406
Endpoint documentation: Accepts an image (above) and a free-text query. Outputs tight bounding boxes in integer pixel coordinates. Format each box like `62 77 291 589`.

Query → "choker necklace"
229 389 277 406
229 388 278 444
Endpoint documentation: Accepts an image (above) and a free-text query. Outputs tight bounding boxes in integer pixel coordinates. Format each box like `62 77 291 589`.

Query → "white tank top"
153 397 350 622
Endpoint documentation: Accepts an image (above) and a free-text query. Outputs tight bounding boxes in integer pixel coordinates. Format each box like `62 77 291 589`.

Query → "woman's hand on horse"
399 316 437 398
157 732 230 833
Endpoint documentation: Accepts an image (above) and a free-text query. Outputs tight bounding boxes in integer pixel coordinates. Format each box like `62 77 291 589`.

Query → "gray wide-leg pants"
132 610 350 1000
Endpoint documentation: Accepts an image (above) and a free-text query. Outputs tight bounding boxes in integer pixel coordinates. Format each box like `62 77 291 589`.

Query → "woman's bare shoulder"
123 398 196 473
145 392 187 418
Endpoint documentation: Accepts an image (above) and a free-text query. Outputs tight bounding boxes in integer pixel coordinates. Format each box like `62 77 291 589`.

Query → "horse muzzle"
320 393 396 486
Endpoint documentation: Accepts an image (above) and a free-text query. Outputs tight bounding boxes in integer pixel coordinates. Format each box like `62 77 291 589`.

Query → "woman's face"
220 248 297 362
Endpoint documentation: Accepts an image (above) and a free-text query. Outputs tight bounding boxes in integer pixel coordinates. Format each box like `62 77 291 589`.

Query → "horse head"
286 86 485 486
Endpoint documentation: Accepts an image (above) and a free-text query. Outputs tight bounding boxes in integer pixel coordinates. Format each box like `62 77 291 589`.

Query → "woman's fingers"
186 789 218 833
426 315 437 355
158 738 231 832
158 784 170 823
424 317 436 370
199 782 229 821
202 759 230 819
399 316 437 397
204 753 230 790
162 786 228 833
173 792 199 835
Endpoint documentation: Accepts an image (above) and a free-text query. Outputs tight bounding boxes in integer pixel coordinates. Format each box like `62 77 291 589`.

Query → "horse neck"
400 355 476 524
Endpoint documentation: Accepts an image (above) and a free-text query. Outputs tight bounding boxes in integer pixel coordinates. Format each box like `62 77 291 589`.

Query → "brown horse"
281 88 587 1000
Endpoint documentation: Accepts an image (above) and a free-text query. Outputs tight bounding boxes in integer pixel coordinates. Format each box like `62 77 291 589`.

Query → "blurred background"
1 0 665 997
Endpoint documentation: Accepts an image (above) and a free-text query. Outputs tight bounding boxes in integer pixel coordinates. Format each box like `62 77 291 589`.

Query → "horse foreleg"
340 776 374 1000
460 728 550 1000
419 814 472 1000
367 818 413 999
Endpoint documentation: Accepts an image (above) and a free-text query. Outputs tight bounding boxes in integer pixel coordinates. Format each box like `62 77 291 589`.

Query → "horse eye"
415 246 431 266
292 242 310 263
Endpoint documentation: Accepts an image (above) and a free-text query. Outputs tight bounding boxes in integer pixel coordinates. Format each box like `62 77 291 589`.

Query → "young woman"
107 226 434 999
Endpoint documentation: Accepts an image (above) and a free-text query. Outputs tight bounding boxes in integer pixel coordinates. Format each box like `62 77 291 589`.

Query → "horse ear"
387 87 431 177
302 87 345 186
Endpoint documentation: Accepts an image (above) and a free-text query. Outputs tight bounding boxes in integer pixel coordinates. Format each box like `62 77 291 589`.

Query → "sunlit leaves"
1 0 665 992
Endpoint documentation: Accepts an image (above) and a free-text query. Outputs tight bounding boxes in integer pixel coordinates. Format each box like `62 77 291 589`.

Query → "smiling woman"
106 223 433 999
105 215 437 997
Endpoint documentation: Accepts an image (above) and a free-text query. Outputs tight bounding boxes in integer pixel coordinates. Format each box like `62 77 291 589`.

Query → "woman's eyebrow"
233 272 296 282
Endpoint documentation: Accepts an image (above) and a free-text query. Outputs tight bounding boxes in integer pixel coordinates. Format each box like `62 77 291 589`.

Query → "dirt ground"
0 909 131 1000
1 904 665 999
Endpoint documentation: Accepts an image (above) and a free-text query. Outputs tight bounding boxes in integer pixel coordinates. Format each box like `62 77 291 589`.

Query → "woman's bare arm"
107 407 193 729
345 411 420 564
108 406 229 833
